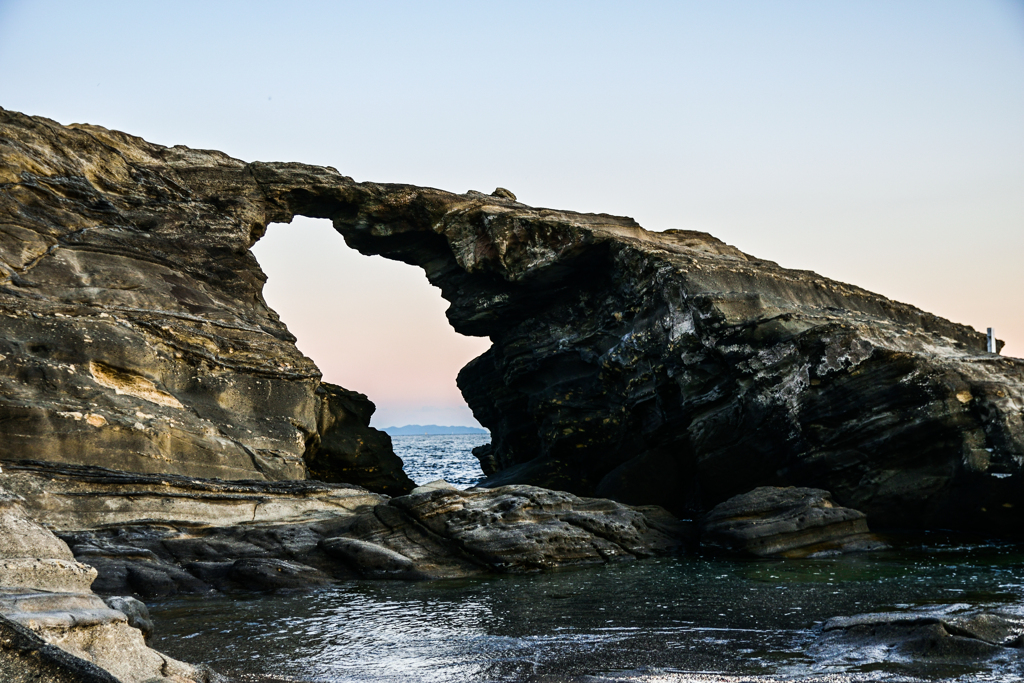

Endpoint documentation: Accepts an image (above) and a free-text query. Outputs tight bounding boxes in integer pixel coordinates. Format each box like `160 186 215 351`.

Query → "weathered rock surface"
0 614 121 683
812 609 1024 676
1 460 687 598
305 383 414 496
0 108 406 493
701 486 887 557
0 485 213 682
2 108 1023 533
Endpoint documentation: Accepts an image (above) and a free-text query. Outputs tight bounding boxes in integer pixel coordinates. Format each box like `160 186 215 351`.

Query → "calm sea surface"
390 434 490 488
148 437 1024 683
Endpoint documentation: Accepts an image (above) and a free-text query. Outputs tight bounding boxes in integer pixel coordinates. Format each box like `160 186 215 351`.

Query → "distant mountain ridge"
382 425 489 436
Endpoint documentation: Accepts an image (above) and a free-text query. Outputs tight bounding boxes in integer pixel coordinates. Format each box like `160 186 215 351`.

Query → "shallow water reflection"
148 536 1024 682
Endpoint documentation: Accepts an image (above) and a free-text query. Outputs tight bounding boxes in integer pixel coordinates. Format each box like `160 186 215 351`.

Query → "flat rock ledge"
811 609 1024 675
0 485 215 683
1 461 689 598
700 486 888 558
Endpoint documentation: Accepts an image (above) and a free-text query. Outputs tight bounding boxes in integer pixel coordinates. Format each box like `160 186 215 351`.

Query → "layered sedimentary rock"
701 487 887 558
2 108 1022 534
1 460 686 597
0 485 212 682
0 108 410 494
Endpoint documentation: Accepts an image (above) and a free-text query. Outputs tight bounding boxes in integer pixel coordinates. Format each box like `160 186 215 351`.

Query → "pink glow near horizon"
253 218 491 428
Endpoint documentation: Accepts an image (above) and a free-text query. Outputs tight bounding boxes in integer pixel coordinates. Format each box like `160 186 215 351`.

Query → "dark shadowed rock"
701 486 887 557
2 108 1023 535
305 383 414 496
227 558 334 591
823 611 1024 647
319 537 426 580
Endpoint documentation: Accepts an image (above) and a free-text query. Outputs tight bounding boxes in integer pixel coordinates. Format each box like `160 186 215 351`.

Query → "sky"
1 1 1021 428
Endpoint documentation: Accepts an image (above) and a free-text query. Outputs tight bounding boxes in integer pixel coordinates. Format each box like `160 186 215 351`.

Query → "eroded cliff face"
0 108 412 494
2 109 1022 534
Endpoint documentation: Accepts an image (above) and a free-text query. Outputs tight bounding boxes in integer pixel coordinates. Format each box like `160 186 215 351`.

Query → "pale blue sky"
2 1 1022 427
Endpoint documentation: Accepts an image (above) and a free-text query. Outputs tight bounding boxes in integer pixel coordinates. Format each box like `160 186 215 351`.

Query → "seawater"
390 434 489 488
147 438 1024 683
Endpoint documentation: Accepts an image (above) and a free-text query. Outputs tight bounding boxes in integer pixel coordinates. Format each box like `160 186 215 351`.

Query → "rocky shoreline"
1 459 687 597
2 107 1023 680
0 484 216 682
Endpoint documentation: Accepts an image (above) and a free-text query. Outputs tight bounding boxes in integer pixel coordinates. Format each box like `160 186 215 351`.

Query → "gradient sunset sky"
2 1 1021 427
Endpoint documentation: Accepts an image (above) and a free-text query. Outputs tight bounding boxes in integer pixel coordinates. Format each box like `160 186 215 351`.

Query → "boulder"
410 479 458 494
101 596 153 640
701 487 887 557
823 611 1024 648
319 538 425 580
812 609 1024 674
226 558 334 591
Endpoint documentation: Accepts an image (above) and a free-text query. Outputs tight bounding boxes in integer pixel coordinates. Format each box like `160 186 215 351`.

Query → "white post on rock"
987 328 998 354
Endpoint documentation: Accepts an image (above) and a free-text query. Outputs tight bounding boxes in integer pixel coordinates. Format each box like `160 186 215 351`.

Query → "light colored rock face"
0 614 123 683
0 460 385 531
0 484 210 683
409 479 458 495
42 621 202 683
0 109 316 480
1 462 687 598
0 499 75 561
700 487 887 558
0 109 409 492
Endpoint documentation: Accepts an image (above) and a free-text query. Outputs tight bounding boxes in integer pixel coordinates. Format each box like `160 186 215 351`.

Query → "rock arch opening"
252 216 491 431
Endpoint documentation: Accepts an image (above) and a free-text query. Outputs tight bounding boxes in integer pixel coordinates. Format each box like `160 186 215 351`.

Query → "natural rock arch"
2 108 1024 534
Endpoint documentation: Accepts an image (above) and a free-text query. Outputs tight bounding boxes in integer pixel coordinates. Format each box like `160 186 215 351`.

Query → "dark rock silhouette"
306 383 413 496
